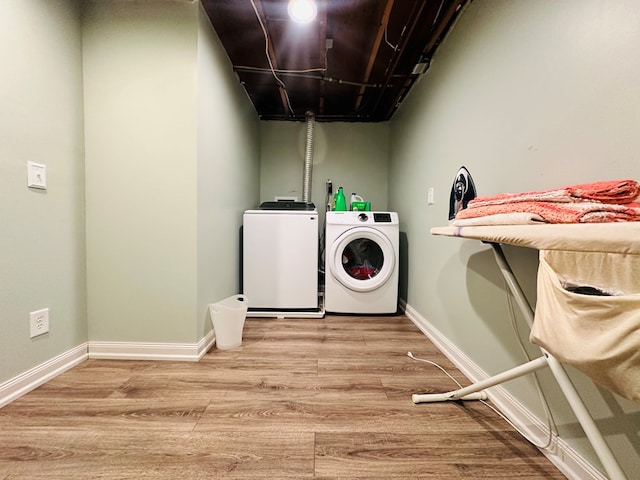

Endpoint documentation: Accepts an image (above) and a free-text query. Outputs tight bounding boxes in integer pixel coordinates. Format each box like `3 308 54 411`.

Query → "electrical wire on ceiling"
431 0 446 32
233 67 385 88
233 24 329 76
235 65 326 74
322 39 330 73
384 24 403 51
249 0 295 116
384 0 445 53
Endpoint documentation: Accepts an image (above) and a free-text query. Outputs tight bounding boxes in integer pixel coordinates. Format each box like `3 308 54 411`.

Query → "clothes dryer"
325 211 399 314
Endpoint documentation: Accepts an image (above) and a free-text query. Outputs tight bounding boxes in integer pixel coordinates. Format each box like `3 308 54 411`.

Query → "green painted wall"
83 0 259 344
196 4 260 338
1 0 259 383
83 0 198 344
389 1 640 476
259 121 390 228
0 0 86 381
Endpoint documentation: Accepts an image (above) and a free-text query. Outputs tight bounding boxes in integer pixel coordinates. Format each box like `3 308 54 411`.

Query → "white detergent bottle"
350 193 364 210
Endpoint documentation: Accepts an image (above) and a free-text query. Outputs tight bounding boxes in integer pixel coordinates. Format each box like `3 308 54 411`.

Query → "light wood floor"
0 315 564 479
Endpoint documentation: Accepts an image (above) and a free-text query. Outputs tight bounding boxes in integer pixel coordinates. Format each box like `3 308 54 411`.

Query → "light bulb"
288 0 317 23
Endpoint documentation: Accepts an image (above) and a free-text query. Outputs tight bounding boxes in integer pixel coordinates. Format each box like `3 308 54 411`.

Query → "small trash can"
209 294 248 350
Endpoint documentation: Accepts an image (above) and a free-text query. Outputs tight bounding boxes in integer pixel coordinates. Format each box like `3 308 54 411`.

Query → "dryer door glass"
341 238 384 280
329 227 395 292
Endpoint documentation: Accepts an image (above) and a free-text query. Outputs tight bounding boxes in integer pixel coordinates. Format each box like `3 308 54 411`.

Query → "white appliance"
243 208 318 312
325 211 399 314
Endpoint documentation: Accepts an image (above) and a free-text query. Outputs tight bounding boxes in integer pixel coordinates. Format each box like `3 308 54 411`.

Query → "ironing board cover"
431 223 640 255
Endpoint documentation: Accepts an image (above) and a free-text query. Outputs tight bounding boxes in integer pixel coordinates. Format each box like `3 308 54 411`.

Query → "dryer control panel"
327 211 398 226
373 213 392 222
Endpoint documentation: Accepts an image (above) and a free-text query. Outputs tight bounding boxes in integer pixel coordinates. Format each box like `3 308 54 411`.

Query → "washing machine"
325 211 399 314
243 202 319 313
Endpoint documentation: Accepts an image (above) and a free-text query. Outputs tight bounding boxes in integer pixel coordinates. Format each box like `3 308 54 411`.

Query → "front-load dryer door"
328 227 395 292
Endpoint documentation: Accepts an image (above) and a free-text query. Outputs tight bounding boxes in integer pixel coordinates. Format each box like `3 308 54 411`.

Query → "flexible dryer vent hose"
302 111 314 203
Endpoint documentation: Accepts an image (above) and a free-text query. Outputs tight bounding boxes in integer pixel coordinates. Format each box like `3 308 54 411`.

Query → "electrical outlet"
30 308 49 338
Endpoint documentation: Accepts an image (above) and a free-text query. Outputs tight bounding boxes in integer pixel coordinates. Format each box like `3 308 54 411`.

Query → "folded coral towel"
456 200 640 224
452 212 546 226
467 179 640 208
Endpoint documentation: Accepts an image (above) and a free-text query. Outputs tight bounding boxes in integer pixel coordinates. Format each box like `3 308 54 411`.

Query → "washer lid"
259 201 316 211
328 227 396 292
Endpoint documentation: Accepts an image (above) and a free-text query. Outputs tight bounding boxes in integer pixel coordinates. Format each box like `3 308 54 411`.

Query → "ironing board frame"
413 232 628 480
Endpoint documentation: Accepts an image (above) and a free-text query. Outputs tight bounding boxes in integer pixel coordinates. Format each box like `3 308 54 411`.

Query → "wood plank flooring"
0 315 565 479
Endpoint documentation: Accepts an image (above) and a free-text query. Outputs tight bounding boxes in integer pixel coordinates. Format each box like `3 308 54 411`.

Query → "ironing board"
415 222 640 480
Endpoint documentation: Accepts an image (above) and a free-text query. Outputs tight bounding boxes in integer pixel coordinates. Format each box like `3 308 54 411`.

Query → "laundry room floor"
0 315 565 479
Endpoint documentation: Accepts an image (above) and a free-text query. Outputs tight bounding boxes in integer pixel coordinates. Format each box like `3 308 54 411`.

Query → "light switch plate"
27 161 47 189
427 187 434 205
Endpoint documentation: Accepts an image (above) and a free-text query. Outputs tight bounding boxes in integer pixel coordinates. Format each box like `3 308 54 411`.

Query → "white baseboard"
0 343 88 409
88 329 216 362
1 331 217 408
401 300 606 480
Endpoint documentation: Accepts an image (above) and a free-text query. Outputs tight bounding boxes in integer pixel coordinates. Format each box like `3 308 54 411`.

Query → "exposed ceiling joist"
202 0 468 122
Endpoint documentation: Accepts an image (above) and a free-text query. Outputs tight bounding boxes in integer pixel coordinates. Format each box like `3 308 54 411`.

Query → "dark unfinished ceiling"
202 0 467 122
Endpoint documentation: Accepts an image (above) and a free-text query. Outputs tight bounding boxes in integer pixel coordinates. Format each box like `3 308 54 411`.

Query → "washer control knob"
358 213 368 222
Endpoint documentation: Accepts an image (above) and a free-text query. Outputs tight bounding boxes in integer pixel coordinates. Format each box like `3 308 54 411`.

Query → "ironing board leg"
413 242 626 478
544 352 627 480
412 355 548 404
493 242 625 479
